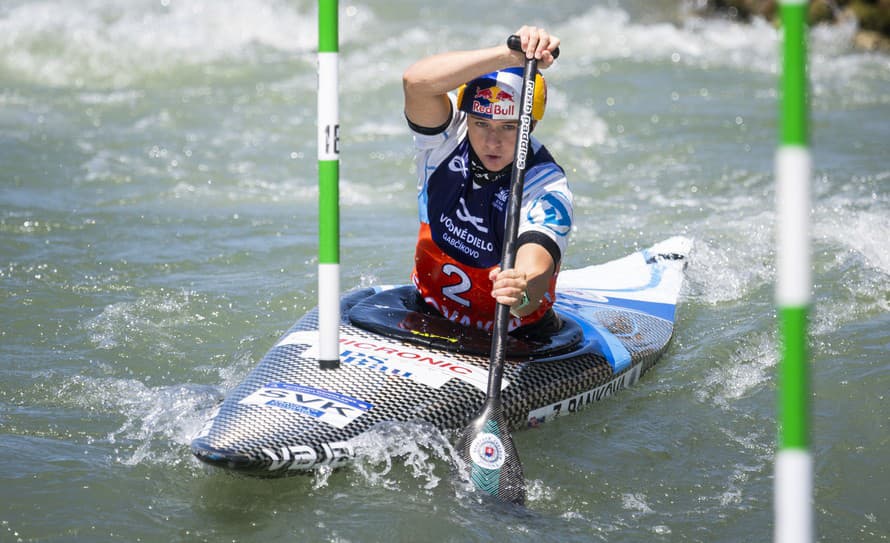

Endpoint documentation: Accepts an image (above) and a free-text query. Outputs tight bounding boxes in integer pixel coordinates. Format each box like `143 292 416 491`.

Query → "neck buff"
469 146 512 186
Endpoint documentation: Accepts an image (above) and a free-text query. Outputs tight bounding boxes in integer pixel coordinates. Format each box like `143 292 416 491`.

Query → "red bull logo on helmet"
471 85 516 119
458 67 545 121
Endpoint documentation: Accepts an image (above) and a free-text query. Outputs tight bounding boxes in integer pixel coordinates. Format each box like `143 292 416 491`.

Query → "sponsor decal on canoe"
239 382 372 429
261 441 355 471
275 330 501 392
526 365 641 426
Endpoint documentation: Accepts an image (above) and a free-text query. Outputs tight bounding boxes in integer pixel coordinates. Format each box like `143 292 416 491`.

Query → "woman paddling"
402 26 574 335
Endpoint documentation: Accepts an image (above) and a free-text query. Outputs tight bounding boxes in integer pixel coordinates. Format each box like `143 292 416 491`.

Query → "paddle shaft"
485 39 541 398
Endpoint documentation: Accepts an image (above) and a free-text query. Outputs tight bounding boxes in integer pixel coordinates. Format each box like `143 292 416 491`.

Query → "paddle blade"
457 397 526 505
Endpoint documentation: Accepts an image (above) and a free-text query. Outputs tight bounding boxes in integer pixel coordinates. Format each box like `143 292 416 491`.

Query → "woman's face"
466 115 519 172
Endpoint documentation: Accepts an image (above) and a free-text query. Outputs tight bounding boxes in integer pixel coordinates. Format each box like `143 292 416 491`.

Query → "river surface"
2 1 888 541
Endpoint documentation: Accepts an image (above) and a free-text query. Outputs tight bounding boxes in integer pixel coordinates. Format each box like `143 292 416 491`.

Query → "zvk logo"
448 156 468 177
530 194 571 236
455 197 488 233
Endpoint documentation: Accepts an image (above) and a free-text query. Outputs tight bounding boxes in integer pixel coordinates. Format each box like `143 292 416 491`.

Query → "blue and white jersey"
407 95 574 330
412 95 573 266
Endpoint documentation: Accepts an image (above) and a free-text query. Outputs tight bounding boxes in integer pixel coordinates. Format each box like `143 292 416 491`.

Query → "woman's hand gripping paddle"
455 35 559 506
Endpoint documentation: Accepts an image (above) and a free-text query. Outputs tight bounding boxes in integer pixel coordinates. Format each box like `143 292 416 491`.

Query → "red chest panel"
411 224 553 331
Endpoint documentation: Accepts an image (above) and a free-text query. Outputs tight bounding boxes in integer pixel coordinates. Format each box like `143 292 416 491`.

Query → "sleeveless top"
409 96 573 332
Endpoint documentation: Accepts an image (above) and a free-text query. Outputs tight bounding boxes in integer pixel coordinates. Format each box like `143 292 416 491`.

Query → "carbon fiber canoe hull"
191 237 692 475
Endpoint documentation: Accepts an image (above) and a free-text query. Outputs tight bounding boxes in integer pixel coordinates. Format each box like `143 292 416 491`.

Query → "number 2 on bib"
441 264 471 307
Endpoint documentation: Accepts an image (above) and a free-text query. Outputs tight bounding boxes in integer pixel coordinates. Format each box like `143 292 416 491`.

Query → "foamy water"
2 1 887 541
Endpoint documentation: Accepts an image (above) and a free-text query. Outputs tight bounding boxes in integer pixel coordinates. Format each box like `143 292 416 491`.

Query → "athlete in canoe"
402 26 573 335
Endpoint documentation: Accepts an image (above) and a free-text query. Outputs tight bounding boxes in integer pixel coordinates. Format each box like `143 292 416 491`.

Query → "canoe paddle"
456 35 559 506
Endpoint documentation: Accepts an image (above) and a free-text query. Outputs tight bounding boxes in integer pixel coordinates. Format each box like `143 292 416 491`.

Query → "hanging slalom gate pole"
775 1 812 542
317 0 340 370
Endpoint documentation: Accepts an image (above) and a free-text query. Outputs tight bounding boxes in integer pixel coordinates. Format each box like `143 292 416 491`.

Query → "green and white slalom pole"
317 0 340 370
775 1 812 541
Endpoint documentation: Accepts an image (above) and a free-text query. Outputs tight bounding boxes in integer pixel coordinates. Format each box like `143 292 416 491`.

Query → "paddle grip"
507 34 560 60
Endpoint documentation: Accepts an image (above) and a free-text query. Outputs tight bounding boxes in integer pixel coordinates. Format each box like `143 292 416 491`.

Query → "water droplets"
346 421 457 492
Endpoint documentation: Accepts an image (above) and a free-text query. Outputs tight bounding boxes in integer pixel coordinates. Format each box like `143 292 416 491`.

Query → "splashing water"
309 421 459 492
